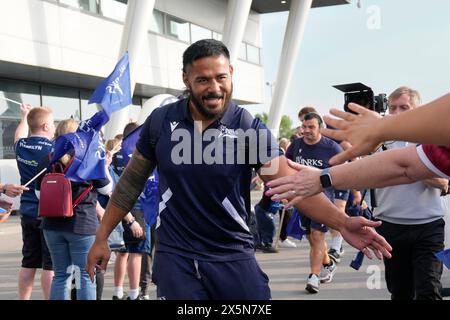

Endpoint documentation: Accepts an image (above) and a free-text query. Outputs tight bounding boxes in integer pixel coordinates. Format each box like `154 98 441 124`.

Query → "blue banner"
121 125 142 165
88 52 132 115
286 208 305 240
140 170 159 227
51 111 109 182
435 248 450 270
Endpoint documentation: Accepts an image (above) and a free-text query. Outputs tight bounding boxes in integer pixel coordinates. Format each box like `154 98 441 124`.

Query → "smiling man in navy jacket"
87 39 392 300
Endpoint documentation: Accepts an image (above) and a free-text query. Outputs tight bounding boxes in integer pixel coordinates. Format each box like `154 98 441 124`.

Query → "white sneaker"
279 238 297 248
305 274 320 293
319 260 337 283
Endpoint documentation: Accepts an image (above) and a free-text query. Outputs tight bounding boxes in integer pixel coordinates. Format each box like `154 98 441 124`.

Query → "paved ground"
1 191 449 300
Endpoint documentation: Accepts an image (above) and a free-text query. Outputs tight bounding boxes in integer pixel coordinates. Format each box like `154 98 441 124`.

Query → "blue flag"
51 111 109 182
121 125 142 165
88 52 132 115
435 248 450 270
51 51 133 183
286 208 305 240
139 170 159 227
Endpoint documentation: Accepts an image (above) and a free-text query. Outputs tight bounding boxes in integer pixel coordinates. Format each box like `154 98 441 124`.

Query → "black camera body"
333 82 388 114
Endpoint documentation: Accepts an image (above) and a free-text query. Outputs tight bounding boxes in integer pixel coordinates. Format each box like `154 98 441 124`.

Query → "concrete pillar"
222 0 252 66
104 0 155 140
267 0 312 137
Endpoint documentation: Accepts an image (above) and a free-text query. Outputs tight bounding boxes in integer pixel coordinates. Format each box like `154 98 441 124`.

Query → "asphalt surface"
1 191 448 300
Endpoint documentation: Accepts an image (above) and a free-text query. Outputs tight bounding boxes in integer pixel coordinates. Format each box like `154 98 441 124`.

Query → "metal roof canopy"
251 0 350 14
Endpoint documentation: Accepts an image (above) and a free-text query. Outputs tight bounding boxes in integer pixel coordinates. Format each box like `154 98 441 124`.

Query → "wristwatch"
320 168 333 189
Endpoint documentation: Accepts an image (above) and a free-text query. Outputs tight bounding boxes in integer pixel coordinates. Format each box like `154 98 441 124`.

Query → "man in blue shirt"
87 39 392 300
286 112 343 293
14 104 55 299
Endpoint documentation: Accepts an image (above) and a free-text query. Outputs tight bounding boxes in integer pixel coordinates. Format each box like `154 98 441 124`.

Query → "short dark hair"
123 121 139 138
298 106 317 119
182 39 230 73
303 112 323 127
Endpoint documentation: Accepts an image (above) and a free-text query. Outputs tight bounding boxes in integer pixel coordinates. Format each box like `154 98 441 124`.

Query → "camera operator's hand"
321 103 383 165
266 160 323 205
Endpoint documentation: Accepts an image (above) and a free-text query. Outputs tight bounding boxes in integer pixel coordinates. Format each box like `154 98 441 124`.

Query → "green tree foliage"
254 112 294 139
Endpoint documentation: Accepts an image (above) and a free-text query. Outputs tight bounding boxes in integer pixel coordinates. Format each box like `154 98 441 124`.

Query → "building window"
41 85 81 121
0 81 41 160
150 10 165 34
239 42 247 61
99 0 127 21
59 0 100 13
79 0 99 13
212 32 223 41
246 44 260 64
80 90 100 120
0 78 147 160
190 24 212 43
166 15 190 43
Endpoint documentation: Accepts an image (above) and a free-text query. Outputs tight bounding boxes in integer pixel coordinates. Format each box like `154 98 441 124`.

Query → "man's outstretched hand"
340 216 392 260
322 103 383 165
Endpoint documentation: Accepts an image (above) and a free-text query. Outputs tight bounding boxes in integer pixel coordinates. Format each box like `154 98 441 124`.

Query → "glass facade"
0 78 144 160
166 15 190 43
41 85 81 121
51 0 261 64
191 24 213 43
239 42 247 61
99 0 127 21
246 44 261 65
150 9 165 34
59 0 99 13
0 81 40 159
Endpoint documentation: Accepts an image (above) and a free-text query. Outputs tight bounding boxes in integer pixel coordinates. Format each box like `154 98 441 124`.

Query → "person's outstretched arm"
322 93 450 165
14 104 32 144
259 155 392 260
266 145 437 203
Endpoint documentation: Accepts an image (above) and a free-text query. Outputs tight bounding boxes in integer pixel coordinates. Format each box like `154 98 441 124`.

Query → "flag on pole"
51 111 109 182
140 170 159 227
50 53 132 182
88 52 132 115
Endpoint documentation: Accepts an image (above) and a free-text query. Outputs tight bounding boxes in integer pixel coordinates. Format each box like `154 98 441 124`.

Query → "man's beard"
188 84 233 120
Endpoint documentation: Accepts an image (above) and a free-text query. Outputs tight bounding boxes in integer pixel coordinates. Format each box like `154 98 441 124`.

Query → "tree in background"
254 112 294 139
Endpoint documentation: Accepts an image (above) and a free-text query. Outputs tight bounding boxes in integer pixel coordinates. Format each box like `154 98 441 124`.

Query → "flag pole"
0 96 22 106
23 168 48 188
274 206 286 250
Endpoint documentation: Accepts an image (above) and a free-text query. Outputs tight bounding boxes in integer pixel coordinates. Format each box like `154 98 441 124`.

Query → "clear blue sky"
251 0 450 127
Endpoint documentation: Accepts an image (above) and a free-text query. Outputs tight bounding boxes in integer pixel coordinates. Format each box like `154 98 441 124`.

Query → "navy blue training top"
136 99 282 261
15 136 53 218
286 136 343 200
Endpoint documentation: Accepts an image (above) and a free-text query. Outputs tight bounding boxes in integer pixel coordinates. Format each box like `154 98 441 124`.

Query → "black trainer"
127 295 145 300
261 244 278 253
112 293 128 300
328 248 341 264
